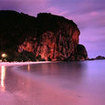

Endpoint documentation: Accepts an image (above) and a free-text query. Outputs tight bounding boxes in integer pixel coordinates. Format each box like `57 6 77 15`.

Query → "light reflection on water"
27 64 30 72
0 66 6 91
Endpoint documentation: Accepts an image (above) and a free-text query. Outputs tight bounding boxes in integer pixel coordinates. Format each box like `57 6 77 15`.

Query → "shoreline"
0 61 58 66
0 59 105 66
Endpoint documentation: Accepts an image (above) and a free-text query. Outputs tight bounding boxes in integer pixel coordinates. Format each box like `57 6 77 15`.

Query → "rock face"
0 10 88 61
76 44 88 60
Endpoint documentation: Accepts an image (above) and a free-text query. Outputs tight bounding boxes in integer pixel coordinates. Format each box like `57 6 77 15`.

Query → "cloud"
47 7 69 16
72 10 105 29
73 1 105 15
0 1 21 10
79 26 105 58
0 0 49 16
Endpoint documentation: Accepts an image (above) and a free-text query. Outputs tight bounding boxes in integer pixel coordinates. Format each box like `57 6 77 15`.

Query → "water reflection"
19 62 87 90
0 65 6 91
27 64 30 72
28 62 86 78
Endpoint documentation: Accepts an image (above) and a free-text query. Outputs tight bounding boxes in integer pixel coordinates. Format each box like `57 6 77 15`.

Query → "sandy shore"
0 61 56 66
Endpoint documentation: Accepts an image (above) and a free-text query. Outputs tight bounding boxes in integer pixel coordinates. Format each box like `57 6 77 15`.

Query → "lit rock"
19 13 82 61
0 11 88 61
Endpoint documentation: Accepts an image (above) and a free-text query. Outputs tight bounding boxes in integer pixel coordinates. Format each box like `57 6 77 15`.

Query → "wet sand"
0 61 105 105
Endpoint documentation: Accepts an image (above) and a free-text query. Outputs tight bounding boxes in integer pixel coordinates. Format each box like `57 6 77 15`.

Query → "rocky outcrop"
76 44 88 60
0 10 88 61
88 56 105 60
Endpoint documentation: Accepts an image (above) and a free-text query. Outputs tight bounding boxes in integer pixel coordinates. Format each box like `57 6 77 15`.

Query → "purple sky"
0 0 105 58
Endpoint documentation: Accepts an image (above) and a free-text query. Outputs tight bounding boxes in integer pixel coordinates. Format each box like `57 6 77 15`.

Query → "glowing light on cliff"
0 66 6 91
1 53 7 58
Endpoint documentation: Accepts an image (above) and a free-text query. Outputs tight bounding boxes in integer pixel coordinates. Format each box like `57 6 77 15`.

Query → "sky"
0 0 105 58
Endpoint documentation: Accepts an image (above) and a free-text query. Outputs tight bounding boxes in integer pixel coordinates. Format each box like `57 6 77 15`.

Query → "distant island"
0 10 88 62
88 56 105 61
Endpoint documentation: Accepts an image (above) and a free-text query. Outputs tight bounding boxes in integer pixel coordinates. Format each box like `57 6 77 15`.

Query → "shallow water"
0 60 105 105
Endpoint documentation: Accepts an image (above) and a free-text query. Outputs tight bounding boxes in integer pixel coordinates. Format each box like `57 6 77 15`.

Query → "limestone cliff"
0 11 87 61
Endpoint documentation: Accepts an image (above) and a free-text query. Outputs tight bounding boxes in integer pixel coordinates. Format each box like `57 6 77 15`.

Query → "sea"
0 60 105 105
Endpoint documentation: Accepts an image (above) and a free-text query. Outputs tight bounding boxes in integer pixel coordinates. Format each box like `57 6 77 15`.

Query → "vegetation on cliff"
0 10 88 61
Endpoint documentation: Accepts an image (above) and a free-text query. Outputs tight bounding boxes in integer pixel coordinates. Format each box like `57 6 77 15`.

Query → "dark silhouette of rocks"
0 10 88 61
76 44 88 60
95 56 105 59
88 56 105 61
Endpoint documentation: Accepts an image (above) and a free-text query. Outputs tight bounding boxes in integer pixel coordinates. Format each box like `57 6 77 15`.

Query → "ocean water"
0 60 105 105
